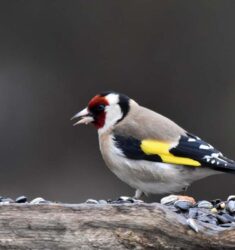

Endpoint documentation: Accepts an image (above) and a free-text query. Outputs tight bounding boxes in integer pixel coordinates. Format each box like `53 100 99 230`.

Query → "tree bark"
0 203 234 249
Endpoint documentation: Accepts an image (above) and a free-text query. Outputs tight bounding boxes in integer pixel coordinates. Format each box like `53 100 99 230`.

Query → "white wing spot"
211 153 220 158
199 144 214 150
188 138 196 142
208 144 214 149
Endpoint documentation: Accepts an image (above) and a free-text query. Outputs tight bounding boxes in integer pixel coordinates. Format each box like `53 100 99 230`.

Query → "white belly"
99 133 217 195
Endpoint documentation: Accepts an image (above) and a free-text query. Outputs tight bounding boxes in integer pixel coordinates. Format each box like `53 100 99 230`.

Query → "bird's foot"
110 196 144 204
134 189 143 199
160 194 196 206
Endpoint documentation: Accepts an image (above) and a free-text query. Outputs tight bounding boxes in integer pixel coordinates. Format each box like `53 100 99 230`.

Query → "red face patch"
88 95 109 129
88 95 108 110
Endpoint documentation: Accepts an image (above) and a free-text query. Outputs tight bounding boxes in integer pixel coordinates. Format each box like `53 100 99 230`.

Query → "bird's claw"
110 196 144 204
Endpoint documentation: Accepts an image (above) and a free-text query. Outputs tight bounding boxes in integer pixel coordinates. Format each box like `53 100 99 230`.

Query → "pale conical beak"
71 108 94 126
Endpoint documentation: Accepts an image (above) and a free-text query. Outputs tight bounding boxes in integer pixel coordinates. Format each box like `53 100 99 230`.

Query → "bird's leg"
182 185 189 194
110 190 144 204
133 189 143 199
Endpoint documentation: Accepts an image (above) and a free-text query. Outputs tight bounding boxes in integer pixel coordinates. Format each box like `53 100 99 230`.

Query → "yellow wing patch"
141 140 201 167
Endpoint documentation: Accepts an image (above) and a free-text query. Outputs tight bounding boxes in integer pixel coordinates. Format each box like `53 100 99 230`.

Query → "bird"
72 91 235 199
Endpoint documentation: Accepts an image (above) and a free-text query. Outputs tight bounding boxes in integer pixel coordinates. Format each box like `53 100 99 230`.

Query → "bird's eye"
96 104 105 111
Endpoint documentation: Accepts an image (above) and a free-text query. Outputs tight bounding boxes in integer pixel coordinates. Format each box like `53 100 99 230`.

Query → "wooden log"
0 203 234 249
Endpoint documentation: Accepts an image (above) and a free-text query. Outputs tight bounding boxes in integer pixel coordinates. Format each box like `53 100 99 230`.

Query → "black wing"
170 133 235 172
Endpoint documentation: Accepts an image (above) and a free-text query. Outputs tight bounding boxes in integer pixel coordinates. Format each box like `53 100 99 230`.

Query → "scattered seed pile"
85 195 235 230
0 196 50 204
160 195 235 229
2 195 235 231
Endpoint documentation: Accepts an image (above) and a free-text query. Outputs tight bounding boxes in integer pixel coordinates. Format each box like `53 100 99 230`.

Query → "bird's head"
72 92 131 132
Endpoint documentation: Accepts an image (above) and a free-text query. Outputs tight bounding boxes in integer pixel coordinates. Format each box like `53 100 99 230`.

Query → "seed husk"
211 208 218 213
174 200 193 211
227 195 235 201
187 218 199 233
227 200 235 214
160 195 179 206
197 200 213 209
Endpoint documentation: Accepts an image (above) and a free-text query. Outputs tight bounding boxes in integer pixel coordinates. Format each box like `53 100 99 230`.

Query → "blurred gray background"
0 1 234 202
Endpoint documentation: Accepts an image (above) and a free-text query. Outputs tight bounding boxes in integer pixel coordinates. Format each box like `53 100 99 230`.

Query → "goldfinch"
72 92 235 199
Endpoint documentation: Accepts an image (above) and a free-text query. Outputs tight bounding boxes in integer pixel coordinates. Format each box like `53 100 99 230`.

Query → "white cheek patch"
98 104 123 134
105 93 119 105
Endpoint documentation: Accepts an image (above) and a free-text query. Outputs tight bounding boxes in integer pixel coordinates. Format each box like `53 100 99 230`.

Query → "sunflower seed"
216 214 231 224
216 202 226 210
220 223 232 228
227 200 235 214
188 208 198 219
197 200 213 209
30 197 48 204
0 198 14 204
187 218 199 232
112 196 134 204
211 208 218 213
85 199 99 204
197 214 218 225
16 196 27 203
160 195 179 206
227 195 235 201
174 200 193 211
211 199 221 206
98 200 108 204
219 213 235 223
